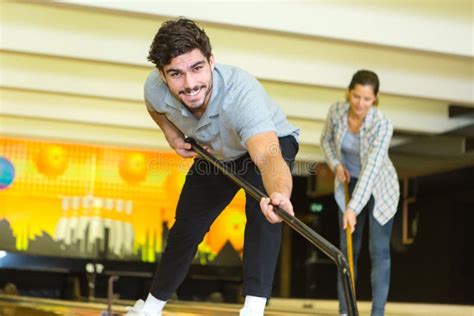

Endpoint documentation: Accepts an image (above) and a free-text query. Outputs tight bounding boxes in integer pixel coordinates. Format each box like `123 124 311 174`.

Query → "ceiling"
1 1 473 179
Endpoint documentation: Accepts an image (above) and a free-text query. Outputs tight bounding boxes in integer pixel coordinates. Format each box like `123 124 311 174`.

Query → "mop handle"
345 181 356 289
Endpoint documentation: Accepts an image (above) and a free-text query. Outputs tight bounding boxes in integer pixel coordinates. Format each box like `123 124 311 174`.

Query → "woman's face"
348 84 377 118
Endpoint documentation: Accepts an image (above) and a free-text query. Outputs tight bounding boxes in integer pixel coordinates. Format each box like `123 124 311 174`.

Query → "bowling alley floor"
0 294 472 316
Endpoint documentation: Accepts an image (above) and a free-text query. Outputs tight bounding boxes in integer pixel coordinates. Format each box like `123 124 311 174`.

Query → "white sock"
240 295 267 316
141 293 166 314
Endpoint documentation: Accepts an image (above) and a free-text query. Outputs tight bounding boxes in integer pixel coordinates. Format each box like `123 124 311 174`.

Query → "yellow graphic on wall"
0 137 246 265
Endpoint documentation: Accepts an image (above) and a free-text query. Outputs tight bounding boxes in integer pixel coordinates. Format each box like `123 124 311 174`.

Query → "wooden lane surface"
0 295 326 316
1 294 472 316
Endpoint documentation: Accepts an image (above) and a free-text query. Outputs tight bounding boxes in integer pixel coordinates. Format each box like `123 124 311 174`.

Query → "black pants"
150 135 298 300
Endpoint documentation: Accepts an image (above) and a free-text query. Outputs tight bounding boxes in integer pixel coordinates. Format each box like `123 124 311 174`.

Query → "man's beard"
181 81 213 113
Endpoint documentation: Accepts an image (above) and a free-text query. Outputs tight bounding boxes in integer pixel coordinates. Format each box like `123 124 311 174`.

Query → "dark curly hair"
147 18 212 70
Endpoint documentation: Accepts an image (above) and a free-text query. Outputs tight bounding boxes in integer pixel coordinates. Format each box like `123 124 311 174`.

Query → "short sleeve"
144 70 167 113
230 76 277 145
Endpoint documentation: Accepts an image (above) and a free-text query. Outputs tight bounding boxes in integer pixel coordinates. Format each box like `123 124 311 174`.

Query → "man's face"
160 48 215 116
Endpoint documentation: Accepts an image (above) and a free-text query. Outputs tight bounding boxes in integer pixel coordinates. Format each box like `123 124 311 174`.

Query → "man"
127 18 299 316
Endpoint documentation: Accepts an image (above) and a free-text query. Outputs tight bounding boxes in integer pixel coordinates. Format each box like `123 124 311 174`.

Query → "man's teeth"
186 88 201 96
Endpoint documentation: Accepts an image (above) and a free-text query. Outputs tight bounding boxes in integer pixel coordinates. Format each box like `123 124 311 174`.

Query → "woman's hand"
335 164 351 183
343 208 357 233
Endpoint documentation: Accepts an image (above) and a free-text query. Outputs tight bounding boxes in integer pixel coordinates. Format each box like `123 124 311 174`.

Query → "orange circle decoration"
35 144 68 177
162 171 187 225
164 171 186 199
119 152 148 183
207 207 246 255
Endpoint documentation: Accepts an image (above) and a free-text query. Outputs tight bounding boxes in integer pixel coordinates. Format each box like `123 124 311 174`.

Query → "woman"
320 70 400 316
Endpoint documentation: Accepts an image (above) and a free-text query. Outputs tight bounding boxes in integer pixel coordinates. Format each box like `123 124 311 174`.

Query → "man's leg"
240 136 298 315
146 159 239 310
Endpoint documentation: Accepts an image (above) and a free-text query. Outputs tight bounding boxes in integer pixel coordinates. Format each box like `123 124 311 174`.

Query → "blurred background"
0 0 473 310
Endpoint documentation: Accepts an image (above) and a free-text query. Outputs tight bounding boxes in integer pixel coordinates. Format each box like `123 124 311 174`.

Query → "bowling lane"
0 299 102 315
2 294 473 316
0 295 330 315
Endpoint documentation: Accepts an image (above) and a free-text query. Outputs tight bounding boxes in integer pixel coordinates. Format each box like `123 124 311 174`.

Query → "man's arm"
246 131 294 223
147 108 196 158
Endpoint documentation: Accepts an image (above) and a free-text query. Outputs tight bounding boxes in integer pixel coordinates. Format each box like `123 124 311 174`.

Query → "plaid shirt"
320 102 400 225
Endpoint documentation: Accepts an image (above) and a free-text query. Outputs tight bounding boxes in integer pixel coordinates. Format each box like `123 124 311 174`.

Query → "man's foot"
125 299 143 315
125 299 162 316
125 299 145 315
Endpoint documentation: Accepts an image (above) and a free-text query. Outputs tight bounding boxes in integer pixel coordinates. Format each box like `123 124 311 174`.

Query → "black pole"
107 275 119 316
185 137 358 316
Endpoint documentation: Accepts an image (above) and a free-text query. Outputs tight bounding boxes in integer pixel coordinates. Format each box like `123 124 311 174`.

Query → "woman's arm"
320 104 342 172
348 118 394 214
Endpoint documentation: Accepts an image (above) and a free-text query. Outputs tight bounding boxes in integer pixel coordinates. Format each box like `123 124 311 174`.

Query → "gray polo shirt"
144 63 299 161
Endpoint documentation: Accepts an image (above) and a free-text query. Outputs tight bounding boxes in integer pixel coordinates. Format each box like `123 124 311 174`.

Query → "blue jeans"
338 177 394 316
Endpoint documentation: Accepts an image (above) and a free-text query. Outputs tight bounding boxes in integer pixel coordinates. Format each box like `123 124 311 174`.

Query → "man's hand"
343 208 357 233
173 138 215 158
259 192 294 224
335 164 350 183
172 138 196 158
